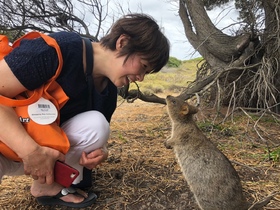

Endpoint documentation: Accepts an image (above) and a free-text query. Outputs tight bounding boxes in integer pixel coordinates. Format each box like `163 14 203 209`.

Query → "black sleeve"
4 35 59 90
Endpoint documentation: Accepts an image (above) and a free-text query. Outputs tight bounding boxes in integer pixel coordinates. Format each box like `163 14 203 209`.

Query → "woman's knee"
62 111 110 150
82 111 110 146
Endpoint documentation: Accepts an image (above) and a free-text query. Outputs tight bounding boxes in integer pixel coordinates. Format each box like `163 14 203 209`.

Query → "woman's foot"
31 180 85 204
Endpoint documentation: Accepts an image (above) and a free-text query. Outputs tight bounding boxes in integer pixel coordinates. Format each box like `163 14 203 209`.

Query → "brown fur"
165 95 273 210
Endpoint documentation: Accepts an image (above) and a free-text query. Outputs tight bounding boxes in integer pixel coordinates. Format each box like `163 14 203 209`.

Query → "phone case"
54 161 79 187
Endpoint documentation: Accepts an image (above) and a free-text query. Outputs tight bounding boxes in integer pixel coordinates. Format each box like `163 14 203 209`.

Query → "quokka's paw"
164 141 173 149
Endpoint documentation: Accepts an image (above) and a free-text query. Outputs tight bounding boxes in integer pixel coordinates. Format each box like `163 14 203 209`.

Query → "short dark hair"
100 13 170 73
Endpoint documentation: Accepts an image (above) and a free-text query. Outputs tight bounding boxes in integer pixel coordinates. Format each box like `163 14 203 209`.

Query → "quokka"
165 95 275 210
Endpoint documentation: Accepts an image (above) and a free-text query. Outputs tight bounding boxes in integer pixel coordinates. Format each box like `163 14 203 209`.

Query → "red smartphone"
54 161 79 187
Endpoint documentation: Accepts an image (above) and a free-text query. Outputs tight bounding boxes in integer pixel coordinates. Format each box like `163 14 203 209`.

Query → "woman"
0 13 170 208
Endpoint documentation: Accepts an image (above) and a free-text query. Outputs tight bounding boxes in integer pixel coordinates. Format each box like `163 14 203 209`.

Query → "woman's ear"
116 34 130 50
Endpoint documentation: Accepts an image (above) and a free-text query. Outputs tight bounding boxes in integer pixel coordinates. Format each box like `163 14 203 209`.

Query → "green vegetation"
266 148 280 162
198 121 235 136
249 114 280 123
167 56 182 68
198 121 223 132
130 57 203 94
180 57 203 71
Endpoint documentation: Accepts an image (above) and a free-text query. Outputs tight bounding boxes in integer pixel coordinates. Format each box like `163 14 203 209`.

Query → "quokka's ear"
181 104 189 115
181 102 198 115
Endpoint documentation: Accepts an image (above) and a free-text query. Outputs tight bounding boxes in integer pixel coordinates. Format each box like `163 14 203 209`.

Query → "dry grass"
1 93 280 210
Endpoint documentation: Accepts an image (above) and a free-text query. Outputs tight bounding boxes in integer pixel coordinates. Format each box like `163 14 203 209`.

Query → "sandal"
36 187 97 208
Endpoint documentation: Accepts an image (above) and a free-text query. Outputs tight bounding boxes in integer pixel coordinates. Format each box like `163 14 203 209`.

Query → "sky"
109 0 239 61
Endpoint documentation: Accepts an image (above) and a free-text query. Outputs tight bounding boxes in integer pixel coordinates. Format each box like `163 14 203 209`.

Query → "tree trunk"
178 0 280 114
261 0 280 112
179 0 251 65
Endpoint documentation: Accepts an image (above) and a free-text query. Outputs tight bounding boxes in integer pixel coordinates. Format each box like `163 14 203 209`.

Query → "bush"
167 56 182 68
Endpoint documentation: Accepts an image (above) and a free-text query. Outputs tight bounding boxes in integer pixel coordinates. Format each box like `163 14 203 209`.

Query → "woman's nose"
136 73 145 82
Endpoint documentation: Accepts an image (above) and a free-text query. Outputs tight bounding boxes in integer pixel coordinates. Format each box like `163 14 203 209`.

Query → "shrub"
167 56 182 68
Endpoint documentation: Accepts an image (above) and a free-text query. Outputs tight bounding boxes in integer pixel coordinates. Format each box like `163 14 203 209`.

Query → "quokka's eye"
172 100 176 104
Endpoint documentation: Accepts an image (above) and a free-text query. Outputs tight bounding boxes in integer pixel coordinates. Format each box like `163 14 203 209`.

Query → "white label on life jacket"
28 97 58 125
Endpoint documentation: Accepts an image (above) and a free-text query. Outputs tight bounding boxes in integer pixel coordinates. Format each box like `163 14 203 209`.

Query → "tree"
177 0 280 115
0 0 108 41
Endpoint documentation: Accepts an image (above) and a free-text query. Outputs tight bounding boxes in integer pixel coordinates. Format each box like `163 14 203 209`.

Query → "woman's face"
108 34 153 88
111 54 152 88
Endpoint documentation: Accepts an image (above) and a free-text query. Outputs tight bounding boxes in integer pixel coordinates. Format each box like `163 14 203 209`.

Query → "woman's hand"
0 105 65 185
79 146 108 170
21 146 65 185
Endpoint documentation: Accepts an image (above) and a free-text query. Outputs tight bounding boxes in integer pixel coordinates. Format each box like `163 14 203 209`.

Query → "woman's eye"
141 61 152 74
142 64 149 74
